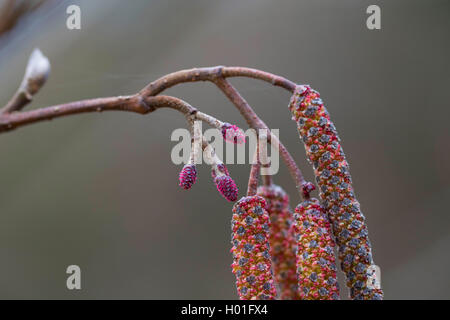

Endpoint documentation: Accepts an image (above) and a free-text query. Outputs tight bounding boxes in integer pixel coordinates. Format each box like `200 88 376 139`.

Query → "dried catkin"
293 199 340 300
257 185 299 300
231 196 277 300
288 85 383 300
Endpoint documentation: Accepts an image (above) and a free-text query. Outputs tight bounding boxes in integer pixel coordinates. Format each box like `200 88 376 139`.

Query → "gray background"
0 0 448 299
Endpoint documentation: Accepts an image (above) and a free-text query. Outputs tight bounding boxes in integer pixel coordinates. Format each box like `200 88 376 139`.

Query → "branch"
213 78 306 198
0 55 306 198
139 66 296 97
247 142 260 196
0 0 49 38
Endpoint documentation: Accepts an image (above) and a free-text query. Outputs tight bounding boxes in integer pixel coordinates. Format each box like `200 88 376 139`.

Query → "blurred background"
0 0 448 299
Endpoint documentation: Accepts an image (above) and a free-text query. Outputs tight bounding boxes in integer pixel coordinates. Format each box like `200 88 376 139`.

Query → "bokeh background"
0 0 448 299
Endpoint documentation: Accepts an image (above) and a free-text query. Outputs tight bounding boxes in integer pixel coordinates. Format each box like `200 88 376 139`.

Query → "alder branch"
213 78 306 198
247 142 261 197
0 51 307 198
139 66 296 98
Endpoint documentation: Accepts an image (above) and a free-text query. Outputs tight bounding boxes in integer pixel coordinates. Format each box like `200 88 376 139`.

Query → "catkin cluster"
293 199 340 300
257 185 299 300
231 196 277 300
288 85 383 300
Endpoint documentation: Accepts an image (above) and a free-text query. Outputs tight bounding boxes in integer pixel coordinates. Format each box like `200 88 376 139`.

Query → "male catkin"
257 185 299 300
231 196 277 300
288 85 383 300
293 199 340 300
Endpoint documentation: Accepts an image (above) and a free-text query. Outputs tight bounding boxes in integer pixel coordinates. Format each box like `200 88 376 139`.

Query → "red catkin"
221 123 246 144
288 85 383 300
293 199 340 300
257 185 299 300
231 196 277 300
212 163 238 202
178 164 197 190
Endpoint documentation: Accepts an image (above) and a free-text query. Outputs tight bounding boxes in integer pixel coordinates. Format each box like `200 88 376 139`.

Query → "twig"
0 0 49 38
247 143 260 196
0 53 305 198
213 78 306 198
139 66 296 98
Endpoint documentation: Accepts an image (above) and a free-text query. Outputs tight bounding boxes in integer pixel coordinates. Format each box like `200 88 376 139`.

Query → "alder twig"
0 51 306 199
247 143 260 196
213 78 306 198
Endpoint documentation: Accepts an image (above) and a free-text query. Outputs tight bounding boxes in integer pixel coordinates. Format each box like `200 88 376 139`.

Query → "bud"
178 164 197 190
21 48 51 96
289 86 383 300
231 196 277 300
293 199 340 300
257 185 299 300
221 123 245 144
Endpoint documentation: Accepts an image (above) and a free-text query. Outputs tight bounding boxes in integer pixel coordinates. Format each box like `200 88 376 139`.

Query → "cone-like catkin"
231 196 277 300
222 123 246 144
289 85 383 300
179 164 197 190
293 199 340 300
257 185 299 300
212 164 238 202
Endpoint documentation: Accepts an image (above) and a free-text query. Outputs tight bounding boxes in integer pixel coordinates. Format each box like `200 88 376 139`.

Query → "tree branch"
139 66 296 97
212 78 306 198
0 57 306 198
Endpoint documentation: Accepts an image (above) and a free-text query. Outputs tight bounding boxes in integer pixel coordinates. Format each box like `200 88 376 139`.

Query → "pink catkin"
212 164 239 202
215 176 238 202
231 196 277 300
293 199 340 300
257 185 299 300
178 164 197 190
288 85 383 300
222 123 246 145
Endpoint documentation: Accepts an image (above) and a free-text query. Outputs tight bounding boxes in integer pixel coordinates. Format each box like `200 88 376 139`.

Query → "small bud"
222 123 245 144
214 175 238 202
178 164 197 190
21 48 51 96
